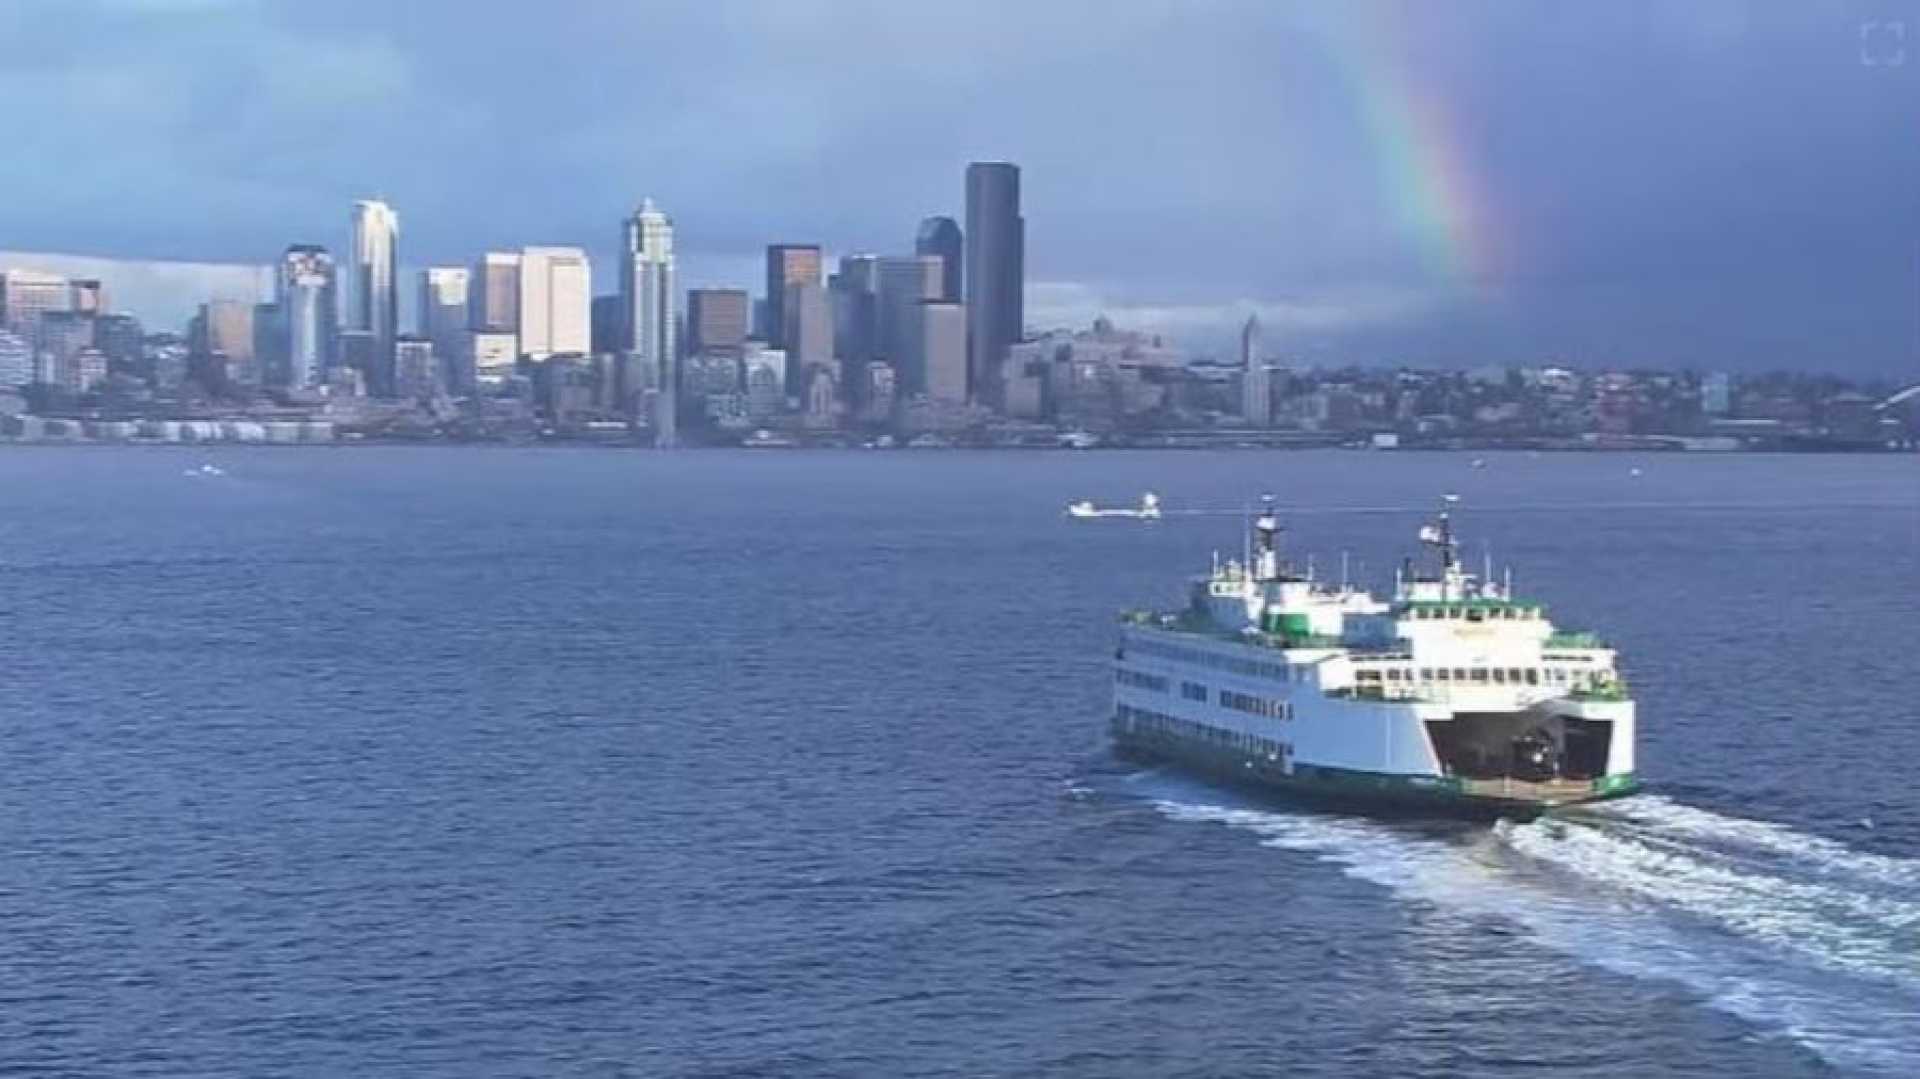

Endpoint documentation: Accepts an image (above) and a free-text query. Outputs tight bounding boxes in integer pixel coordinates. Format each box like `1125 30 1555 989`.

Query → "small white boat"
1067 492 1161 519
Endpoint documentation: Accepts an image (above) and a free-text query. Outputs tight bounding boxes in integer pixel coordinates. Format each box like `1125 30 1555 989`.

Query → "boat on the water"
1068 492 1161 519
1110 495 1638 818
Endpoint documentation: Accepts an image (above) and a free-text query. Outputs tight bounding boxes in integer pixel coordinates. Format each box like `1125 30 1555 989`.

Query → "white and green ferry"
1111 497 1638 818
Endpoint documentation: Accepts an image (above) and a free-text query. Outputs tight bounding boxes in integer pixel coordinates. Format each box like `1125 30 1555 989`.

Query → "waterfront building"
518 246 591 360
860 361 896 424
346 199 399 385
1704 372 1732 416
782 280 834 398
278 245 336 390
36 310 95 376
764 244 822 349
0 329 30 387
803 365 838 428
0 270 70 332
620 200 677 406
915 216 963 302
334 330 375 395
964 162 1024 408
1241 314 1271 427
687 288 749 357
419 266 468 363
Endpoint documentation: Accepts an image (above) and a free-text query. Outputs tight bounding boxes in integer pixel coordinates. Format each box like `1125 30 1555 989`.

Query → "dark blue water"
0 447 1913 1076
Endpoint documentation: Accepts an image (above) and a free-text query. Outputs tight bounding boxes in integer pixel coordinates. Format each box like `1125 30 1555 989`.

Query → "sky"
1 0 1916 374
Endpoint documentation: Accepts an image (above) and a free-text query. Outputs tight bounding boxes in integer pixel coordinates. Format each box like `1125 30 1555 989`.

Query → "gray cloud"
1 0 1914 372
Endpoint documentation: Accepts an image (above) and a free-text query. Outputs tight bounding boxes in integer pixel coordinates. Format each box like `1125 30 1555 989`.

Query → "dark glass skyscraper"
764 244 821 349
914 216 963 303
964 162 1023 408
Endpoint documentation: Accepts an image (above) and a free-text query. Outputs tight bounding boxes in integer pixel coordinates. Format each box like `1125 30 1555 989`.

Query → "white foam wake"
1139 783 1920 1076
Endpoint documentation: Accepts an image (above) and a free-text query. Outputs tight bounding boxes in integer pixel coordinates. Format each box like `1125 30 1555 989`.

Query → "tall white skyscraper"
277 245 336 390
621 199 677 439
621 199 677 366
346 199 399 392
517 246 591 359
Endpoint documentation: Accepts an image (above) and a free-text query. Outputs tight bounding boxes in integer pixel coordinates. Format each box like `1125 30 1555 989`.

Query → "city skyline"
0 1 1911 374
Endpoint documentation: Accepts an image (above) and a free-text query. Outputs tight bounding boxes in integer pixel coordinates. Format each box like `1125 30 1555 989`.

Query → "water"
0 447 1912 1076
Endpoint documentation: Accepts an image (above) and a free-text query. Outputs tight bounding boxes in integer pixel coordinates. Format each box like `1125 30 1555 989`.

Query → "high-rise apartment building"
346 199 399 386
277 244 336 389
687 288 749 357
964 162 1024 408
68 279 106 316
914 216 963 303
764 244 822 349
517 246 591 359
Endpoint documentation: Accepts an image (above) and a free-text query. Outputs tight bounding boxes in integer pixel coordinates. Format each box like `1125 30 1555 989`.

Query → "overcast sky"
2 0 1916 373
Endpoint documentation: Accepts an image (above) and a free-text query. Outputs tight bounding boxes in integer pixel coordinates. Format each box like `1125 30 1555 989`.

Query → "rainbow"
1302 6 1505 288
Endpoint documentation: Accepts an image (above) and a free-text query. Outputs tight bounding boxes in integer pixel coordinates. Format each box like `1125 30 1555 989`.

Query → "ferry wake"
1111 496 1638 818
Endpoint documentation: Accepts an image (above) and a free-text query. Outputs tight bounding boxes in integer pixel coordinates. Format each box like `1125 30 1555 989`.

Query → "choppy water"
0 447 1912 1076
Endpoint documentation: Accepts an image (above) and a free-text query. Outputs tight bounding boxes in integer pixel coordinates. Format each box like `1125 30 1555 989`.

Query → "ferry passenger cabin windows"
1181 681 1208 702
1116 669 1169 693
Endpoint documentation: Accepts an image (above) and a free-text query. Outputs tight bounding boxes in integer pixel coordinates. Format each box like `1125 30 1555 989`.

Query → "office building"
93 313 143 373
37 310 95 377
687 288 749 357
468 330 518 385
877 255 943 369
764 244 821 349
278 245 336 390
1241 314 1270 426
419 266 469 366
190 299 255 388
1 270 70 331
742 344 787 420
915 216 963 302
782 280 834 398
346 199 399 384
0 329 30 388
518 246 591 359
394 336 437 399
68 279 106 316
470 251 521 337
964 162 1024 407
907 300 967 403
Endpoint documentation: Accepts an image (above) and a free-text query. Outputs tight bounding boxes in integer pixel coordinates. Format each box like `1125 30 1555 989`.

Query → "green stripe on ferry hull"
1113 727 1637 820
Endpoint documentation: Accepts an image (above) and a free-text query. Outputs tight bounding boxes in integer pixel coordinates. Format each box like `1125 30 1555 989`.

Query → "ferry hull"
1113 723 1638 821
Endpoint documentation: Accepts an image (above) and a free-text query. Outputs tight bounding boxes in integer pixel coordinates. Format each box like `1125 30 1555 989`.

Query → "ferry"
1068 492 1162 520
1111 496 1638 818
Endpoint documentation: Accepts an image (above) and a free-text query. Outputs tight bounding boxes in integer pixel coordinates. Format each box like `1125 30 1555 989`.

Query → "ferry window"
1436 668 1450 682
1526 669 1539 685
1419 668 1432 681
1467 608 1485 623
1493 668 1507 684
1472 668 1489 683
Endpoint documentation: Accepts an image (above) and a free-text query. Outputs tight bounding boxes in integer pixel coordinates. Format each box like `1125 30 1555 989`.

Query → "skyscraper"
876 255 943 370
419 267 468 354
764 244 822 349
964 162 1024 409
687 288 749 357
907 299 967 404
518 246 592 359
277 245 336 390
620 200 677 433
0 269 70 332
782 280 835 398
1240 314 1270 427
469 252 521 335
914 216 963 303
346 199 399 388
